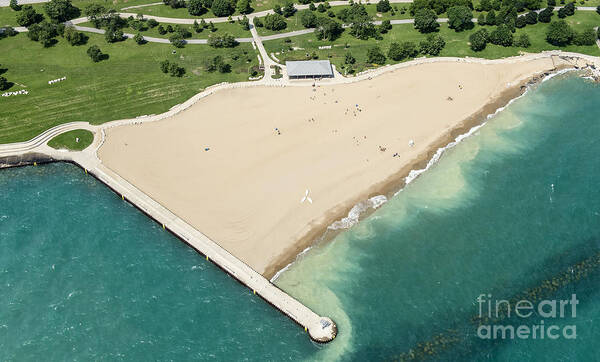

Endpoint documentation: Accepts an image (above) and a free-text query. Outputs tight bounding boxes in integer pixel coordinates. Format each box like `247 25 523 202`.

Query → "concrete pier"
0 127 337 343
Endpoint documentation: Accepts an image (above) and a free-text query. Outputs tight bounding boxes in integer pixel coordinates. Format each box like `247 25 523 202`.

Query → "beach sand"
98 58 562 278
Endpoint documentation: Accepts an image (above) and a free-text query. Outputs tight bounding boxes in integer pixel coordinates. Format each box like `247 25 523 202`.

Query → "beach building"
286 60 334 79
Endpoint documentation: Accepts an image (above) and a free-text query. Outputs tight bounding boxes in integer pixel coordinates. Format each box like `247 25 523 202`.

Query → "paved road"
0 0 48 6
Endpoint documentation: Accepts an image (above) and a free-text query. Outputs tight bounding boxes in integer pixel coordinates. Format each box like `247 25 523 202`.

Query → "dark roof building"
286 60 334 79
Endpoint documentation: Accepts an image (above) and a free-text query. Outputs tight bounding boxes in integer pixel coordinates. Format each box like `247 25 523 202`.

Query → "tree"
27 20 58 47
0 76 11 91
175 25 192 38
160 59 170 73
317 3 326 12
43 0 79 22
514 33 531 47
87 45 104 62
574 28 596 45
193 20 202 33
546 20 574 45
147 19 159 28
345 52 356 64
188 0 206 16
485 9 496 25
84 3 106 27
157 25 166 34
282 2 296 17
63 25 85 45
515 15 526 28
264 13 287 30
345 4 376 39
489 24 512 46
211 0 234 17
563 2 575 16
477 12 486 26
525 11 537 25
413 8 439 33
207 32 238 47
376 0 391 12
253 17 263 27
300 10 318 28
419 33 445 55
314 16 343 40
236 0 252 14
134 32 145 44
538 7 553 23
2 27 18 36
597 5 600 15
239 15 250 30
366 46 386 64
379 19 391 33
388 41 418 60
469 28 488 51
169 33 185 47
105 28 125 43
16 5 44 27
9 0 21 11
168 62 186 77
166 24 174 33
447 5 473 31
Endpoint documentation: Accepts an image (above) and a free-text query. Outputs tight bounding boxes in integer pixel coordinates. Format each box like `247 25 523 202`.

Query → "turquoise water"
2 73 600 360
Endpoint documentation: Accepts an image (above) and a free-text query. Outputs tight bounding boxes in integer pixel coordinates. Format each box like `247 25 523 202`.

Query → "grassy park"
264 10 600 73
47 129 94 150
0 33 260 143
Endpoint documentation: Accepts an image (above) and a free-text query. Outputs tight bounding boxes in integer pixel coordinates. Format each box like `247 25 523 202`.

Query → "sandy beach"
98 57 564 278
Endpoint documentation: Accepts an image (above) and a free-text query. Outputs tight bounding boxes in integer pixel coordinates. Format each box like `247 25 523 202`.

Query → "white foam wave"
270 246 313 282
327 195 388 231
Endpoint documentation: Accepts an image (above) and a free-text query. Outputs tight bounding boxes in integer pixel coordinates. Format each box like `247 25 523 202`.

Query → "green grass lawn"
264 11 600 73
0 33 259 143
48 129 94 150
79 19 252 38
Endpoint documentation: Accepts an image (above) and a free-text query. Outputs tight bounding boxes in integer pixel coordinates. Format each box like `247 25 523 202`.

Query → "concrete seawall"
0 150 338 343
